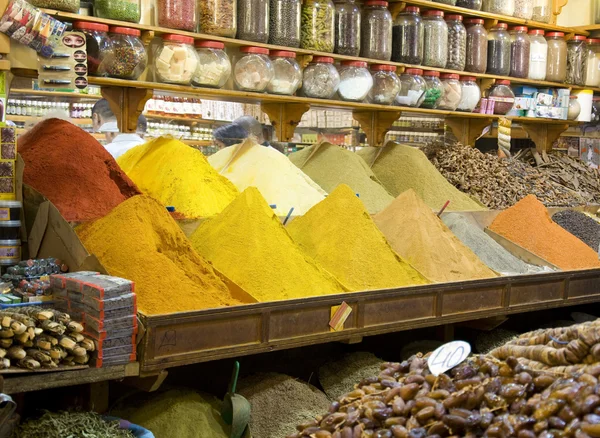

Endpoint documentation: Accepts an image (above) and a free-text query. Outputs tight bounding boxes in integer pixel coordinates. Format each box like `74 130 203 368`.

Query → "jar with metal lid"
338 61 373 101
396 68 426 107
95 0 139 22
532 0 551 22
457 76 480 112
487 23 510 76
482 0 514 15
154 34 198 85
422 10 448 68
546 32 567 82
421 71 444 109
104 27 147 80
302 56 340 98
528 29 547 80
368 64 400 104
192 40 231 89
514 0 533 19
487 80 515 115
361 0 392 61
438 73 462 110
156 0 196 31
198 0 237 37
269 0 300 47
566 35 587 86
465 18 487 74
267 50 302 95
392 6 423 65
585 39 600 87
72 21 110 76
446 15 466 71
509 26 530 78
238 0 269 43
568 96 581 120
301 0 335 52
233 46 274 92
334 0 360 56
456 0 481 9
30 0 79 12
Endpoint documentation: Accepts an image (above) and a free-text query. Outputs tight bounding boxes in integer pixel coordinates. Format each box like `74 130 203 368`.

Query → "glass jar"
369 64 400 105
514 0 533 19
192 40 231 89
238 0 269 43
482 0 514 15
269 0 300 47
396 68 426 107
72 21 110 76
487 80 515 115
568 96 581 120
156 0 196 31
302 56 340 99
446 15 466 71
361 0 392 61
421 71 444 109
566 35 586 86
456 0 481 9
422 10 448 68
29 0 79 13
510 26 530 78
233 46 274 92
532 0 551 22
438 73 462 110
585 38 600 87
487 23 510 76
301 0 335 52
334 0 360 56
434 0 455 5
546 32 567 82
95 0 140 22
392 6 423 65
198 0 237 37
104 27 147 80
465 18 487 74
154 34 198 85
338 61 373 101
528 29 547 80
457 76 480 112
267 50 302 95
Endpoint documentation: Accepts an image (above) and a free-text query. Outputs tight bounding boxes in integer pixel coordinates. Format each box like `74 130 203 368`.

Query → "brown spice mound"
19 119 140 222
319 352 383 401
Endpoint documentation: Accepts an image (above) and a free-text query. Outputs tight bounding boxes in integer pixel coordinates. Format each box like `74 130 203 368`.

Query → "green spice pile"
318 352 383 400
13 411 135 438
552 209 600 251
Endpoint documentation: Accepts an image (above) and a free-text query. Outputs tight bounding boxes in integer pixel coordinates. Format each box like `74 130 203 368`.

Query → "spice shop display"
457 76 481 112
269 0 300 47
421 70 444 109
267 50 302 95
104 26 147 80
191 40 231 89
94 0 140 22
586 38 600 87
156 0 196 31
72 21 110 76
552 209 600 251
568 95 581 119
369 64 400 105
533 0 552 22
319 351 383 401
337 61 373 102
465 18 488 74
422 10 448 68
510 26 530 78
237 0 269 43
198 0 236 37
514 0 533 19
301 0 335 52
438 73 462 110
566 35 587 86
456 0 481 9
334 0 360 56
529 29 548 80
487 80 515 115
392 6 423 65
446 15 466 71
302 56 340 99
14 412 137 438
395 68 426 107
487 23 511 76
233 46 273 92
482 0 514 15
154 34 199 85
360 0 392 61
546 32 567 82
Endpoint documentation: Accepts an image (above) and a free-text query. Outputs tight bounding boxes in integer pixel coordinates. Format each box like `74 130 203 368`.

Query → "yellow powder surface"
190 187 347 302
117 137 239 218
287 184 429 291
374 189 498 283
208 139 327 216
489 195 600 271
76 195 249 315
357 143 486 211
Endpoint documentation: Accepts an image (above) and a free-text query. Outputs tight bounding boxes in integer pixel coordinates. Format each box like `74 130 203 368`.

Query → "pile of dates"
289 354 600 438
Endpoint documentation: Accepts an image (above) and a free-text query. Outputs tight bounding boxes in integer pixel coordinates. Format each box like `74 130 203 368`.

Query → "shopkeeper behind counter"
92 99 147 159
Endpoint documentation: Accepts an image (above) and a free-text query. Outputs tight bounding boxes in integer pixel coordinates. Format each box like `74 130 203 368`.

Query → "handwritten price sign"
427 341 471 376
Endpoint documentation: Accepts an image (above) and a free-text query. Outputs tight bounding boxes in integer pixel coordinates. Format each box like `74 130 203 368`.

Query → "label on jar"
0 244 19 259
531 53 546 62
0 208 10 221
489 96 515 103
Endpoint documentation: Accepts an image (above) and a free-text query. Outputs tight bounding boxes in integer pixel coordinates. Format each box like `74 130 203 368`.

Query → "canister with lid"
302 56 341 99
361 0 392 60
465 18 487 74
488 80 515 115
546 32 567 82
396 68 426 107
438 73 462 110
422 10 448 68
72 21 111 76
509 26 530 79
192 40 232 89
392 6 423 65
446 15 466 71
334 0 360 56
421 71 444 109
267 50 302 95
233 46 274 92
338 61 373 101
487 23 511 76
567 35 587 86
369 64 400 105
104 26 147 80
457 76 480 112
154 34 199 85
585 38 600 87
528 29 547 80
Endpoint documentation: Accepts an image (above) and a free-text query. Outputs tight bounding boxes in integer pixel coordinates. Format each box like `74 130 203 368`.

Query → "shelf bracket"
101 87 153 133
520 122 569 153
446 117 493 146
261 102 310 142
389 2 406 20
552 0 568 24
353 110 402 146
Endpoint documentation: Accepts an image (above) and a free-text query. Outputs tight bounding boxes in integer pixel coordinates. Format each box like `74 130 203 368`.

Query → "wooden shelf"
9 89 101 100
8 115 92 125
144 114 228 124
574 25 600 32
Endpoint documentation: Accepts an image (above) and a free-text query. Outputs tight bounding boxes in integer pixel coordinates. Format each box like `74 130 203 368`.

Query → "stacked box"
50 271 100 322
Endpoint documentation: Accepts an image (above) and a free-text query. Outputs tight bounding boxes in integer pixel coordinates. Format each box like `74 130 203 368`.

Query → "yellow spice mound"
117 137 239 218
76 195 249 315
190 187 347 302
374 189 498 283
287 184 429 291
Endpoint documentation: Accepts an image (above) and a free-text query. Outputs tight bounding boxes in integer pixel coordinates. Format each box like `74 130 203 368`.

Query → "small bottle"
26 101 33 116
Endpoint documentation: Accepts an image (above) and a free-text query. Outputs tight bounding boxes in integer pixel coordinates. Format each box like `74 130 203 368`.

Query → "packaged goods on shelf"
552 209 600 251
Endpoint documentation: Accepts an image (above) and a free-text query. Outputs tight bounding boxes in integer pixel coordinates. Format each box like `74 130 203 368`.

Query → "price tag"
427 341 471 376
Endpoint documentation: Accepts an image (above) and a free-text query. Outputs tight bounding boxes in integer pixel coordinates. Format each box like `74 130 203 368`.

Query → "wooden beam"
261 102 310 142
353 110 402 146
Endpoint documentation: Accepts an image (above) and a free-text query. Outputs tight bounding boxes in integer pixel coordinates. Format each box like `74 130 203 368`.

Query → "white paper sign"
427 341 471 376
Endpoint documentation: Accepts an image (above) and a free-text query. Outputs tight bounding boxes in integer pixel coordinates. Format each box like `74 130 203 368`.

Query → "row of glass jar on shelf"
146 122 214 140
5 100 85 118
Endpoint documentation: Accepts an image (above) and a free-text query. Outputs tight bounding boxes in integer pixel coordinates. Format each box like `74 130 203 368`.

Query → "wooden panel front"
442 286 504 315
569 274 600 298
363 294 435 327
269 303 356 340
510 280 564 306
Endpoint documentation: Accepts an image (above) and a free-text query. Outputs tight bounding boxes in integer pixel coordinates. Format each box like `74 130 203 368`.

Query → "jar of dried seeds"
369 64 400 104
446 14 466 71
301 0 335 52
438 73 462 110
482 0 514 16
433 0 455 6
156 0 196 31
465 18 487 74
513 0 533 20
198 0 237 37
30 0 79 12
532 0 551 22
456 0 481 9
302 56 340 98
95 0 140 22
510 26 530 78
566 35 586 86
421 71 444 109
238 0 269 43
392 6 423 65
270 0 301 47
487 23 510 76
361 0 392 61
104 26 147 80
546 31 567 82
422 10 448 68
334 0 360 56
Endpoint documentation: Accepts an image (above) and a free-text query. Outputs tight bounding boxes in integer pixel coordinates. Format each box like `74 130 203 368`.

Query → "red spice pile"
19 119 140 222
